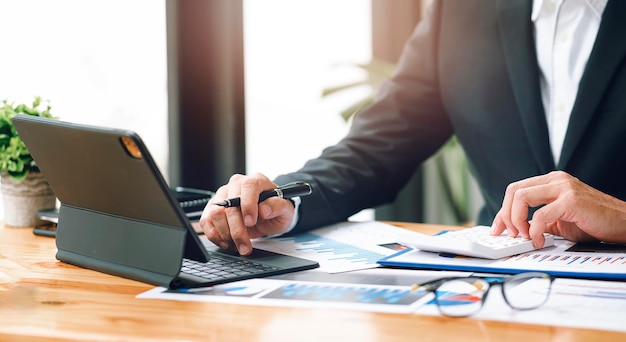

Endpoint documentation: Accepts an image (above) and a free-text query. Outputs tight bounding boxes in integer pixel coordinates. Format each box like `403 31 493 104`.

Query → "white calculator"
407 225 555 259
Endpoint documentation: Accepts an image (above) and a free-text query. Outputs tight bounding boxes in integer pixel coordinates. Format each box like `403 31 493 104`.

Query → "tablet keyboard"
182 254 279 282
406 225 555 259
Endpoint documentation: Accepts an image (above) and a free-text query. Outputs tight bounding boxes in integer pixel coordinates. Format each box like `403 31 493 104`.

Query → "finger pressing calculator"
406 225 555 259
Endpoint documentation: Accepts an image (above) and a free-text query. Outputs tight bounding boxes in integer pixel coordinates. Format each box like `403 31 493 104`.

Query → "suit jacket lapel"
558 0 626 169
496 0 555 173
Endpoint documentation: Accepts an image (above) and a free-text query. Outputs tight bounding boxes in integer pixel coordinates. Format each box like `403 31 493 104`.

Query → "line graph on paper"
252 221 417 273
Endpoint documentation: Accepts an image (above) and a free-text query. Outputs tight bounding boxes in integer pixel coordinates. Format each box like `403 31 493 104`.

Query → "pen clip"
277 181 308 190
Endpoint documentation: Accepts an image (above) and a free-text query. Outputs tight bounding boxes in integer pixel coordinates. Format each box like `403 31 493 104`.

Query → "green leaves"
321 59 397 122
0 96 56 180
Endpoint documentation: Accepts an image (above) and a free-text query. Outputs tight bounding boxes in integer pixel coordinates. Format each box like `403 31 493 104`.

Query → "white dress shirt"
532 0 607 164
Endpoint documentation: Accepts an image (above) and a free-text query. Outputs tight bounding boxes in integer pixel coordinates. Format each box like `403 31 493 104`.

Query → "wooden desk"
0 222 622 341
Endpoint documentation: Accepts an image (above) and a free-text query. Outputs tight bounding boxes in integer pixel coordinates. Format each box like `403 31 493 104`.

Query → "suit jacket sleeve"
274 1 453 233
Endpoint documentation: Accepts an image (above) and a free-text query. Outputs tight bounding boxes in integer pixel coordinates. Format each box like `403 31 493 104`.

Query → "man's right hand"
491 171 626 247
199 173 296 256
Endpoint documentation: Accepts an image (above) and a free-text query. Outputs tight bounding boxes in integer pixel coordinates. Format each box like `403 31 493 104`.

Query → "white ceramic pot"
1 171 56 228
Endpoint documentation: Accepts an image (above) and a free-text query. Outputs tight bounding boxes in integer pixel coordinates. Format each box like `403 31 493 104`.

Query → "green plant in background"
322 59 483 226
0 96 56 180
322 59 396 122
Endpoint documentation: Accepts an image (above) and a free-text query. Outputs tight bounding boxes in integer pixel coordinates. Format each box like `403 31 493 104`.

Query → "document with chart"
138 268 469 314
250 221 419 273
379 237 626 280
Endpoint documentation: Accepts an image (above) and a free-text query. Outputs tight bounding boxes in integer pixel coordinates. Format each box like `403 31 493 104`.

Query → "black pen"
214 181 312 208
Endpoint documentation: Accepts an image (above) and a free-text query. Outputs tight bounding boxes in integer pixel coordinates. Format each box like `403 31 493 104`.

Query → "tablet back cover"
13 115 195 286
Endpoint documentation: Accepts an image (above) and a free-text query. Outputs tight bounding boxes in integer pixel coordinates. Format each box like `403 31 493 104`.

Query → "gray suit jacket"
275 0 626 233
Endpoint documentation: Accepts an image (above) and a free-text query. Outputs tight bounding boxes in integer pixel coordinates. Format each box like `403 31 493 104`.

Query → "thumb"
251 199 295 236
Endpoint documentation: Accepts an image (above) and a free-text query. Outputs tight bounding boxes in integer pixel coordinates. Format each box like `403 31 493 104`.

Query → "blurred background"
0 0 482 226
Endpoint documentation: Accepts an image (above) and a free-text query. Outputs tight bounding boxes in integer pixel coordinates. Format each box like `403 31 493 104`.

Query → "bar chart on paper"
252 221 414 273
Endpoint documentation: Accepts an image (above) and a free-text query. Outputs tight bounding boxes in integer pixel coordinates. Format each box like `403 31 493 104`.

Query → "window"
0 0 167 220
243 0 372 177
243 0 373 220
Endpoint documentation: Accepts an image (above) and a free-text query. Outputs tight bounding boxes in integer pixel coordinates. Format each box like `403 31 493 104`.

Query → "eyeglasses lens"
503 273 552 310
435 278 490 317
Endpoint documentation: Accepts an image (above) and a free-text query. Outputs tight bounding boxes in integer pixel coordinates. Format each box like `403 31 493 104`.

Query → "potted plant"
0 96 58 227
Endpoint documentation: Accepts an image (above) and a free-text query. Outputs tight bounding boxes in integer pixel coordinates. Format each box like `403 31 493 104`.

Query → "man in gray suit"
200 0 626 256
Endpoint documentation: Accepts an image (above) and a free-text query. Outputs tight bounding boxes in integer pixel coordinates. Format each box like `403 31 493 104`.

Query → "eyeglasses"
411 272 553 317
